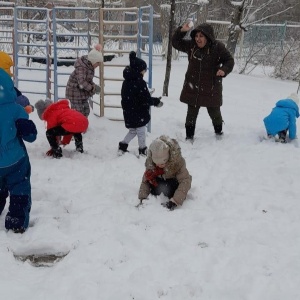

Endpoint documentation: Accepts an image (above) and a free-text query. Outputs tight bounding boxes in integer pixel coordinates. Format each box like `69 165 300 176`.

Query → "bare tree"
162 0 176 96
161 0 208 96
226 0 295 56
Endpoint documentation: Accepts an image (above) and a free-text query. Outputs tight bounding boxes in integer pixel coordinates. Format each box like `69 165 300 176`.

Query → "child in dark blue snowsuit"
0 69 37 233
263 93 299 143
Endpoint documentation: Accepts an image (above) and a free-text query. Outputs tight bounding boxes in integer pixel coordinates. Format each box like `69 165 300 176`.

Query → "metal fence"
0 4 154 121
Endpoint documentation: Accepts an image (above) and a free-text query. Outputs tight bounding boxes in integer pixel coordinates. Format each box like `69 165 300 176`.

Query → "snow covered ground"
0 57 299 300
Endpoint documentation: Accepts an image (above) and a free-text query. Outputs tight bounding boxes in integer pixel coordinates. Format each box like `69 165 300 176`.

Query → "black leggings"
46 126 82 148
150 177 179 199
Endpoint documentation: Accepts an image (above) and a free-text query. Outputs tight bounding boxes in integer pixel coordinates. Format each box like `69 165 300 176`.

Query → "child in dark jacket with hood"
0 69 37 233
118 51 163 156
263 93 299 143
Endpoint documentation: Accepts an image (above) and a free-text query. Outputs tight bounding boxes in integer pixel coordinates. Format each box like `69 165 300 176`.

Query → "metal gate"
13 6 100 100
7 5 153 121
98 5 153 121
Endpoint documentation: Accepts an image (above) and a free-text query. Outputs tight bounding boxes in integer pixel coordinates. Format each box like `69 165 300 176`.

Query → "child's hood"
146 135 184 172
74 55 93 70
0 68 17 105
42 99 70 120
276 99 300 117
123 65 143 81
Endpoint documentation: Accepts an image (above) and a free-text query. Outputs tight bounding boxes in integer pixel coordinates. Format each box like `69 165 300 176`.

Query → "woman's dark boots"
185 125 195 141
213 123 223 135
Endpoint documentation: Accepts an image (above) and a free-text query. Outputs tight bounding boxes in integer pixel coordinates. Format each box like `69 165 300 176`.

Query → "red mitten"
46 149 53 156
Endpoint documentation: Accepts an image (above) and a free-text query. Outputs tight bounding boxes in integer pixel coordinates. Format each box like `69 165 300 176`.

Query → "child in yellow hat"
0 51 14 76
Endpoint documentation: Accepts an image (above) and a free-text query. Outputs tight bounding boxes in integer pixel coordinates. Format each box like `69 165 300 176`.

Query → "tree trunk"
197 3 208 24
226 0 245 56
163 0 176 97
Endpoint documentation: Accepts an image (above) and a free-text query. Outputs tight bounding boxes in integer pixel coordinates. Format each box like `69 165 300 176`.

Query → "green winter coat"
172 23 234 107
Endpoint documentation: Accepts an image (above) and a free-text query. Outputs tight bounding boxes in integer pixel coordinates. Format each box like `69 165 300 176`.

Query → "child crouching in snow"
138 135 192 210
35 99 89 158
0 69 37 233
263 93 299 143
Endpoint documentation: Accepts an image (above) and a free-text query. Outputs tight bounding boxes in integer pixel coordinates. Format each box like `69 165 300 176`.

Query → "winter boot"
75 141 84 153
278 130 287 143
118 142 128 155
213 123 223 135
5 195 31 233
185 125 195 141
74 134 84 153
139 146 148 157
52 146 63 158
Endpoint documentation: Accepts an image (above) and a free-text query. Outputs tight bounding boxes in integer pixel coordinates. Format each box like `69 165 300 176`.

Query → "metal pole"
52 8 58 101
148 5 153 89
99 7 105 117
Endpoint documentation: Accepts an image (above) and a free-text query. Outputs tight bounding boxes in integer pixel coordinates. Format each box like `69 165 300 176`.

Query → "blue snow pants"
0 156 32 231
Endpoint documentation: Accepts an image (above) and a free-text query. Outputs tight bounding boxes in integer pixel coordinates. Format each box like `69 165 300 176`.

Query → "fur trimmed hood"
139 135 192 206
146 135 183 174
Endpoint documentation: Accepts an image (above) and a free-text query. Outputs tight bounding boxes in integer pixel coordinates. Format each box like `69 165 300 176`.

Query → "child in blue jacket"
0 69 37 233
263 93 299 143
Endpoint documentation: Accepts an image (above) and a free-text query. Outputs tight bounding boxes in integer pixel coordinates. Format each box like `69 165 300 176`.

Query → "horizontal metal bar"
17 6 48 11
104 104 122 108
106 118 124 121
103 49 133 54
104 92 121 96
103 20 138 25
16 19 48 24
101 7 138 12
17 42 48 47
103 34 138 39
52 7 99 11
103 77 123 81
17 78 47 83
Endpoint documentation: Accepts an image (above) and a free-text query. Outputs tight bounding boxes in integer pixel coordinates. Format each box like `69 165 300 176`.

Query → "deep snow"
0 56 299 300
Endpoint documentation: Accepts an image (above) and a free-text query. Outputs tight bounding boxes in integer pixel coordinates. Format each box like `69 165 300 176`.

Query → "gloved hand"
24 105 34 114
46 149 53 156
15 119 37 138
92 84 101 95
135 199 145 208
165 199 177 211
156 101 163 108
154 97 163 107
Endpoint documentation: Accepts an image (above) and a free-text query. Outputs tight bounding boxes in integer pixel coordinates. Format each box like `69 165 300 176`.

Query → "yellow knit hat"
0 51 14 77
